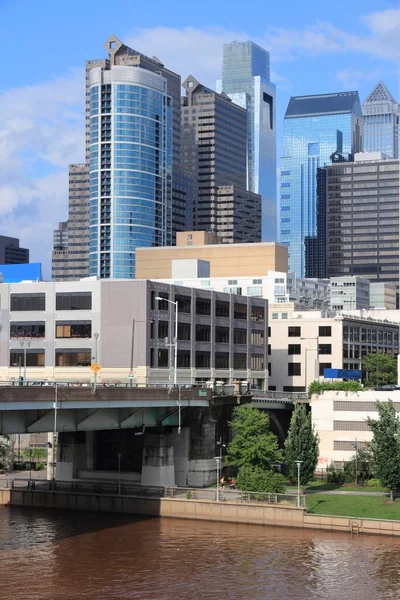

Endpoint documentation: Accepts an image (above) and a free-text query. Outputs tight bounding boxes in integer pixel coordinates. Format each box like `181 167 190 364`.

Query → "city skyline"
1 0 400 275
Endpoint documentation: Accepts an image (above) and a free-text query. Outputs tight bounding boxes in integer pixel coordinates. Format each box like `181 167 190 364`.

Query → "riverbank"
4 486 400 537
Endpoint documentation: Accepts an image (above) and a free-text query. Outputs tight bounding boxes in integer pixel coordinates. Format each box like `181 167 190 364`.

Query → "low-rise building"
0 279 268 388
312 390 400 469
329 276 370 311
268 303 399 392
370 282 397 309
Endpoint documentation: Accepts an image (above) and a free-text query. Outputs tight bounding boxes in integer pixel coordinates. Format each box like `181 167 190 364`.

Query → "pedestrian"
230 478 236 490
220 475 226 490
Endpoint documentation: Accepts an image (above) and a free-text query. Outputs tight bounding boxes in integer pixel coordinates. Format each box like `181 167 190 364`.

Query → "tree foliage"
308 380 362 398
367 401 400 501
343 447 374 484
225 405 282 471
284 403 319 484
0 435 12 469
364 353 397 387
236 465 286 493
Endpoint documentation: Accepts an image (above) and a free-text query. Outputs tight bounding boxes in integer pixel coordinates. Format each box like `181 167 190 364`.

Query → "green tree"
225 405 282 470
236 465 286 493
22 446 47 462
367 401 400 501
343 447 374 484
363 353 397 387
0 435 12 470
284 403 319 485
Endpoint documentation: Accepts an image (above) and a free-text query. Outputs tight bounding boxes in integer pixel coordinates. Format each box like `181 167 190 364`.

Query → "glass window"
288 326 301 337
216 326 230 343
251 354 264 370
10 350 45 367
196 324 211 342
319 326 332 337
234 303 247 320
177 350 190 368
157 349 169 367
319 344 332 355
215 352 229 369
56 322 91 338
319 362 332 376
158 321 169 339
288 363 301 376
251 330 264 346
177 322 191 341
195 351 210 368
251 306 264 322
10 322 45 338
11 294 45 311
233 353 247 369
234 328 247 344
196 298 211 316
55 349 91 367
288 344 301 355
56 292 92 311
216 300 229 318
175 295 191 314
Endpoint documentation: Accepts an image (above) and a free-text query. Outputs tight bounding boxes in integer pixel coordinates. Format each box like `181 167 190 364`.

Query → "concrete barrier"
7 489 400 537
0 488 11 506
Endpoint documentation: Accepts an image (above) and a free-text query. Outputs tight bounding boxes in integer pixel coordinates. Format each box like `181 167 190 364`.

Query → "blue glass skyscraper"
280 92 363 277
217 41 276 241
88 36 178 279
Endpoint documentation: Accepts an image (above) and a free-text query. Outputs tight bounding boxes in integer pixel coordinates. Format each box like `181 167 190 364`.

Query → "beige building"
136 231 288 280
268 303 399 392
312 390 400 469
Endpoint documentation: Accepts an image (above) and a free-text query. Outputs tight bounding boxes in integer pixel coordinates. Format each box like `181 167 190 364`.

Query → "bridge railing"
165 486 305 507
250 390 308 402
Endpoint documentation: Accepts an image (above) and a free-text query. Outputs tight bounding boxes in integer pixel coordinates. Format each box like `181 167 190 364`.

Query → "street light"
117 453 122 496
352 439 358 487
29 447 33 488
155 297 178 387
52 384 58 481
300 336 319 391
92 332 99 392
19 339 32 383
215 456 221 502
295 460 303 508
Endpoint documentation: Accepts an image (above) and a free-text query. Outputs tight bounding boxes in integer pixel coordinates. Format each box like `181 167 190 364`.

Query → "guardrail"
3 479 305 507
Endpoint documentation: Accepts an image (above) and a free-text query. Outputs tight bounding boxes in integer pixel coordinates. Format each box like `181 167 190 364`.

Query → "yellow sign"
90 363 101 374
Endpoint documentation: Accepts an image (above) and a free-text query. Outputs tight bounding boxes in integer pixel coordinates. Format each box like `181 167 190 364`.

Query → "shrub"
326 467 345 484
35 462 45 471
365 478 382 488
236 465 286 493
308 380 362 398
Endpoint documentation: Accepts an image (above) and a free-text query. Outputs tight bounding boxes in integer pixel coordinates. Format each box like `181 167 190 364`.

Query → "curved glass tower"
89 63 172 279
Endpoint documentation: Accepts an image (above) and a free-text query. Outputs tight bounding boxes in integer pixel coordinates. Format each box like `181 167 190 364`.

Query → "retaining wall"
7 490 400 537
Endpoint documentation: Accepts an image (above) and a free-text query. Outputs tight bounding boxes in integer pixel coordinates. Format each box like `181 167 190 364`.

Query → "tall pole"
130 319 135 387
215 456 220 502
354 438 358 487
93 332 99 392
53 384 58 481
117 453 122 496
174 301 178 386
295 460 303 508
29 448 32 488
177 385 181 434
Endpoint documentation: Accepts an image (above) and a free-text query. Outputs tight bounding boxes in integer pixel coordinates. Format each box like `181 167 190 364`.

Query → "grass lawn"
307 494 400 519
304 481 388 493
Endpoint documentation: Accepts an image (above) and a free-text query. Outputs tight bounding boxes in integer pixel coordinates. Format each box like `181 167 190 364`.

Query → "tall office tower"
362 81 399 158
181 76 261 243
325 153 399 284
52 164 89 280
0 236 29 264
281 91 363 277
217 41 276 240
53 35 182 280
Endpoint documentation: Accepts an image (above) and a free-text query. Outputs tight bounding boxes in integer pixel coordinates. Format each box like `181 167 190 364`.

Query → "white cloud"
335 67 387 90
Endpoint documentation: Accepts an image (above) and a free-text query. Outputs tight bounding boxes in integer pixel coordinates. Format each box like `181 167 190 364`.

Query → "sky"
1 0 400 277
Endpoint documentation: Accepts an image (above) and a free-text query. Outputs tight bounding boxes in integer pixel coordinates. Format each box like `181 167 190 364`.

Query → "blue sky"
0 0 400 275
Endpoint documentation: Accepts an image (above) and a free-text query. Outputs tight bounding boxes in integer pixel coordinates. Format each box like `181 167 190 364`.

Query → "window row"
10 293 92 312
152 323 264 345
9 322 92 339
150 350 266 370
9 350 92 367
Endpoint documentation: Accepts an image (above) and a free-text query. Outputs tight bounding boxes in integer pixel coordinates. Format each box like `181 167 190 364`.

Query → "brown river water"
1 506 400 600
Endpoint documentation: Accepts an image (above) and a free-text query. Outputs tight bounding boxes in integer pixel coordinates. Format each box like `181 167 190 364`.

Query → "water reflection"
1 508 400 599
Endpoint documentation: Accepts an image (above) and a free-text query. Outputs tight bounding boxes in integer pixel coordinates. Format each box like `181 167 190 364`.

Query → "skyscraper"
280 91 363 277
53 35 183 280
217 41 276 240
181 75 261 243
362 81 399 158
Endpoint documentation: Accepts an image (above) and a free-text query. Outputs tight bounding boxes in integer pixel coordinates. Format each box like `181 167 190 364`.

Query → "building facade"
362 81 399 158
0 236 29 264
329 277 370 312
181 76 261 243
135 231 288 280
268 303 399 392
0 280 268 389
52 35 184 281
281 91 363 277
369 282 397 309
324 154 399 284
217 41 276 240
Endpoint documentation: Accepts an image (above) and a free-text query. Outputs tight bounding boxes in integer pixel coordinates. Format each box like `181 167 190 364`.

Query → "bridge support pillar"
141 433 175 487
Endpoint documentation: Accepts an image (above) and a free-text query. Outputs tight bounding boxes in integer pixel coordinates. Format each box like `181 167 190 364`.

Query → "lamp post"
52 384 58 481
301 336 319 391
352 439 358 487
29 447 33 488
295 460 303 508
215 456 221 502
155 297 178 387
19 339 32 383
92 332 99 392
117 453 122 496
